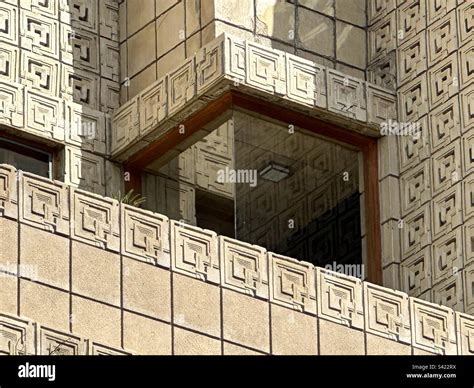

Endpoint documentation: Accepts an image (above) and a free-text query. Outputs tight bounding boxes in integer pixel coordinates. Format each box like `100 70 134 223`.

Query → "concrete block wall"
368 0 474 313
118 0 369 104
119 0 214 102
1 164 473 355
207 0 368 78
0 0 123 197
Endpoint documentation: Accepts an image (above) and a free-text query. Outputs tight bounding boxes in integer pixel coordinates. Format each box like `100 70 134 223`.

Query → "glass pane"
0 139 51 178
233 111 362 269
142 110 363 272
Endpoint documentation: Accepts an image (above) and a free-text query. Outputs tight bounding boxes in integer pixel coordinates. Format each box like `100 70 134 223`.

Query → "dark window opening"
195 189 235 238
0 137 52 178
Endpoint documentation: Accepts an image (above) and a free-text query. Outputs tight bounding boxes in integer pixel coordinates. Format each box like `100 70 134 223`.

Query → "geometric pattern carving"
220 236 268 299
60 0 98 34
138 78 167 136
428 54 459 109
465 174 474 220
397 0 426 43
317 268 363 328
368 13 397 63
121 205 170 268
431 228 463 285
111 96 139 154
401 161 431 216
398 74 428 121
429 97 461 152
427 10 457 67
0 3 17 45
401 205 432 258
196 35 225 94
0 314 34 355
99 0 119 41
19 172 70 235
367 52 397 91
71 189 120 252
224 34 246 83
0 81 24 128
60 24 99 73
432 185 463 239
195 145 234 198
398 33 427 85
64 102 107 155
464 263 474 314
457 2 474 47
401 247 432 297
20 10 59 59
165 180 196 226
111 33 395 155
364 282 411 343
427 0 457 24
38 327 86 356
100 37 119 82
456 312 474 355
398 116 430 172
410 298 457 355
327 70 367 121
431 141 462 196
246 41 286 96
65 147 105 195
164 147 195 185
368 0 396 24
459 42 474 87
367 84 397 124
286 53 326 108
432 275 463 312
21 51 59 96
20 0 59 18
0 164 17 219
170 221 219 284
100 78 119 113
25 89 63 140
466 223 474 267
61 66 99 110
460 85 474 132
0 44 18 82
168 58 196 116
270 253 316 315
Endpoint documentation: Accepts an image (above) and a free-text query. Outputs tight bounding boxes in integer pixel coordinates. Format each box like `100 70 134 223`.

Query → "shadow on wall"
62 2 122 198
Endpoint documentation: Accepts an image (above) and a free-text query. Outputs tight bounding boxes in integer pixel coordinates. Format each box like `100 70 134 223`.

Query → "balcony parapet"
0 164 472 355
111 33 397 161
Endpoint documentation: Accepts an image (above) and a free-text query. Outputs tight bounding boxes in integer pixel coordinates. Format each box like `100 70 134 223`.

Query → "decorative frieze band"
0 314 131 355
1 164 472 354
111 33 397 157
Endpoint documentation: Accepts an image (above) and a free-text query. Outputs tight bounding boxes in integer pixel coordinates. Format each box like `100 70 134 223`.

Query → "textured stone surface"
271 304 318 355
174 327 222 355
0 217 17 269
123 257 171 321
0 273 17 316
111 33 395 157
223 289 270 353
72 242 121 306
0 0 472 356
366 334 412 355
20 280 70 332
319 319 365 355
223 342 265 355
72 296 121 349
173 273 221 337
21 225 69 290
123 312 171 355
